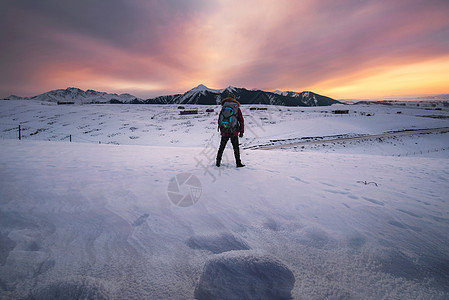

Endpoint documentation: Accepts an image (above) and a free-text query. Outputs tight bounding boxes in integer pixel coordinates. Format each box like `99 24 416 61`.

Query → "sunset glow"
1 0 448 99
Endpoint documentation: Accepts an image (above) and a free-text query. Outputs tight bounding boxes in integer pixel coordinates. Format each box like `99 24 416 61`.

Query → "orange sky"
1 0 448 99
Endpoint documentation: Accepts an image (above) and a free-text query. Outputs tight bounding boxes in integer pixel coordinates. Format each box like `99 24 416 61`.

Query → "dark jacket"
219 97 244 137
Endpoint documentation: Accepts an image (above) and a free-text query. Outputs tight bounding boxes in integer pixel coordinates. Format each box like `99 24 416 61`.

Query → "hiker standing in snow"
216 94 245 168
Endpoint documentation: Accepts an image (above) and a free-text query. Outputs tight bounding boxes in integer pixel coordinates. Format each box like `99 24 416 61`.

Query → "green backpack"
219 102 239 133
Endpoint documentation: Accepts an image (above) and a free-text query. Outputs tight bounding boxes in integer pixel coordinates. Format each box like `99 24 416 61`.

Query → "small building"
333 110 349 114
180 110 198 115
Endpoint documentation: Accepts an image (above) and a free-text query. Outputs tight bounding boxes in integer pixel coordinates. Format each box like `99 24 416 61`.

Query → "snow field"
1 100 449 152
1 138 449 299
1 100 449 299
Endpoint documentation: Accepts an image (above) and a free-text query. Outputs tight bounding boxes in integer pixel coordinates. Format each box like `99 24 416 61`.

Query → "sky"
1 0 449 100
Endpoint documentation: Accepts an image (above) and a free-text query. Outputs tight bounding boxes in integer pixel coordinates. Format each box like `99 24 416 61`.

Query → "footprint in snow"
132 213 149 227
290 176 310 184
362 196 384 206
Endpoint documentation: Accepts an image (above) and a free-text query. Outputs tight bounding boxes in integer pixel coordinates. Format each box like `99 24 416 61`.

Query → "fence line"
395 147 448 157
0 124 103 144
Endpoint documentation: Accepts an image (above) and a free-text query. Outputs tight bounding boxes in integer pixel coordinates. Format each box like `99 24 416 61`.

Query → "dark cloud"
0 0 214 96
0 0 210 49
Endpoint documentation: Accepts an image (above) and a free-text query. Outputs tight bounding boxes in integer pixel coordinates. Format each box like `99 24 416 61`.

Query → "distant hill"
2 85 341 106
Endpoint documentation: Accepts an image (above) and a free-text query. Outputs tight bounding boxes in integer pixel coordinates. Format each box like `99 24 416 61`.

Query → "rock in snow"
195 252 295 300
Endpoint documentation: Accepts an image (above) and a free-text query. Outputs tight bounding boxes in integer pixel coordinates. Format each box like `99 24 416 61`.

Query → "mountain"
2 85 340 106
416 94 449 101
144 85 340 106
3 87 141 104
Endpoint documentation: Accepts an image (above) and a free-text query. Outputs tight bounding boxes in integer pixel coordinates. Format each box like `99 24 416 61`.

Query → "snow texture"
1 100 449 299
186 233 250 254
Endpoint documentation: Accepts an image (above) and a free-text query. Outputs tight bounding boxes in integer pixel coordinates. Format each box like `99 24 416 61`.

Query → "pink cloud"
224 0 449 91
1 0 448 98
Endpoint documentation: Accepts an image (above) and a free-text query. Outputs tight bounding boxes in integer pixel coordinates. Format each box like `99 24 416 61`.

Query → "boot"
216 159 221 167
231 137 245 168
236 161 245 168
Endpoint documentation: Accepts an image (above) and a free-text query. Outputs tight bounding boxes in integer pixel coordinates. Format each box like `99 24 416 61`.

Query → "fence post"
70 134 72 142
19 125 21 140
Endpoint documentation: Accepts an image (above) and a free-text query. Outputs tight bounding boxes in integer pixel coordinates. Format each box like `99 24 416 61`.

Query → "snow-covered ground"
1 100 449 299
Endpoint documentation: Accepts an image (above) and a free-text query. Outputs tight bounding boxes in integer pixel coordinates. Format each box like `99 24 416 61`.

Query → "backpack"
219 101 239 133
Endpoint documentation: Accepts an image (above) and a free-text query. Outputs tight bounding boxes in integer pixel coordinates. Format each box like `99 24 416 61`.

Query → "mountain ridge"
145 84 340 106
2 87 140 104
2 85 341 106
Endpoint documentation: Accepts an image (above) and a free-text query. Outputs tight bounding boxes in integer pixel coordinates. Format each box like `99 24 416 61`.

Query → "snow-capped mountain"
412 94 449 102
2 85 340 106
145 85 340 106
3 87 142 104
273 90 322 106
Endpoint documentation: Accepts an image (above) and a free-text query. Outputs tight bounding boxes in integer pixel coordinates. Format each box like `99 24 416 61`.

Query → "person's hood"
221 97 240 107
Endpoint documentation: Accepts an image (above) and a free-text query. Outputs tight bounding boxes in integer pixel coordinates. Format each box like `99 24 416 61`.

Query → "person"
216 94 245 168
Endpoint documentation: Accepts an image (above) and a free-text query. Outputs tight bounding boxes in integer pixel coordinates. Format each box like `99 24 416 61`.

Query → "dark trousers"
216 136 241 164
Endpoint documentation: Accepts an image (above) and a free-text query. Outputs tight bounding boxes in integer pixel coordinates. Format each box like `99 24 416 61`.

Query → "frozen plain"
1 100 449 299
